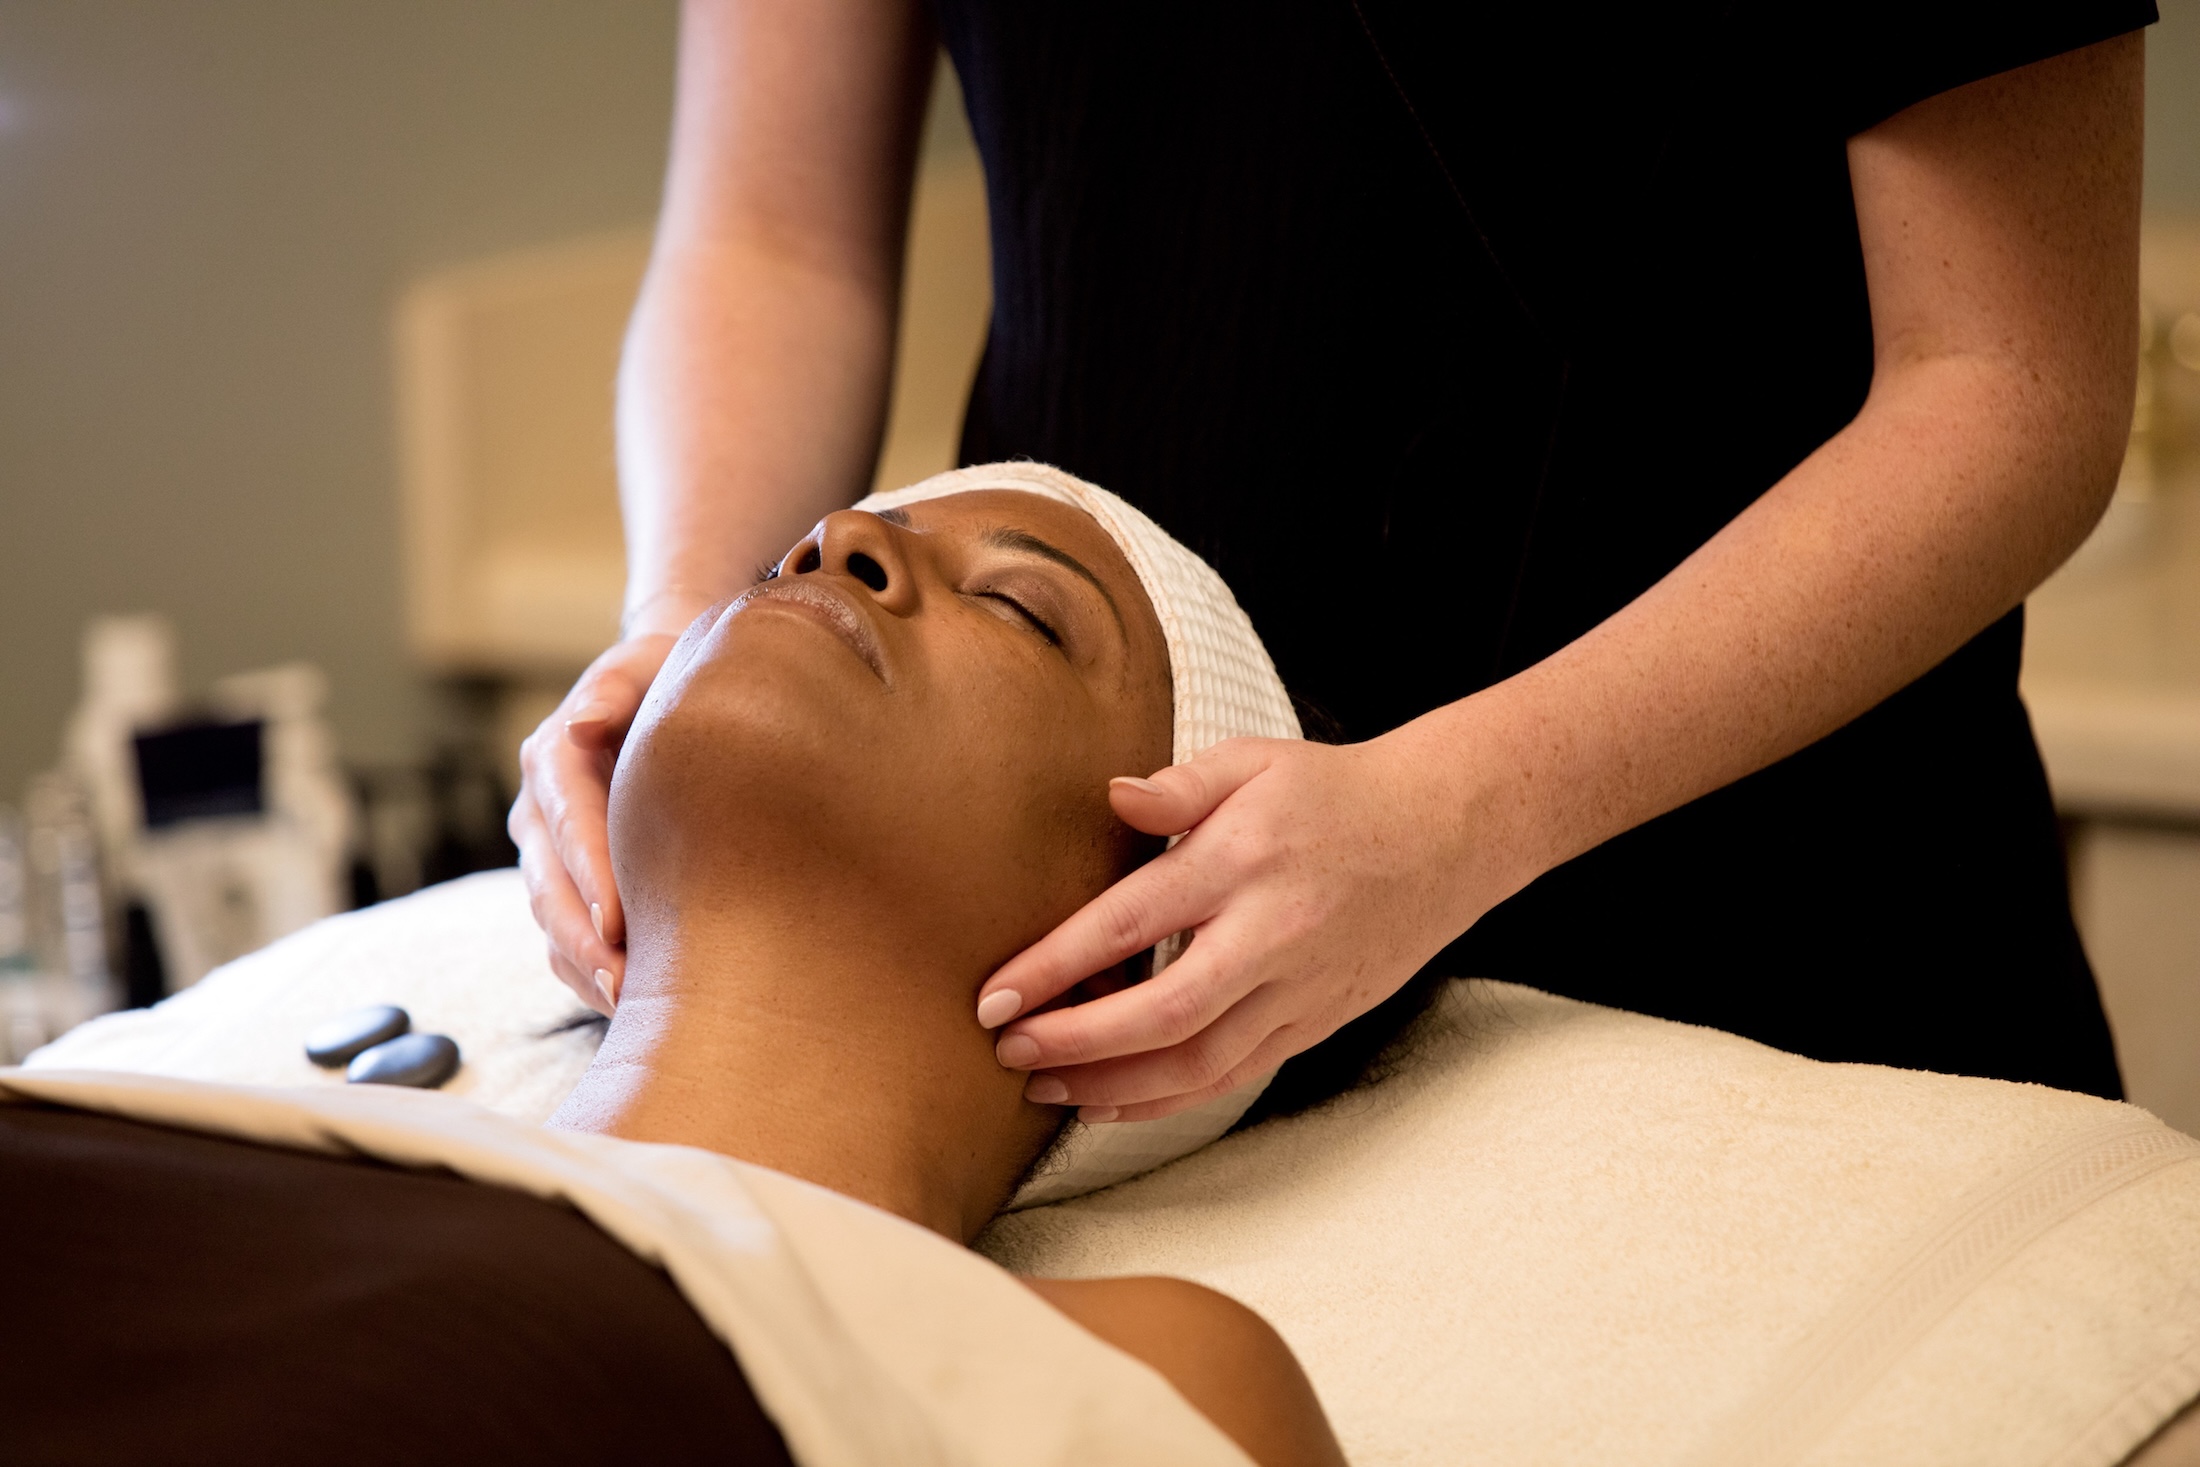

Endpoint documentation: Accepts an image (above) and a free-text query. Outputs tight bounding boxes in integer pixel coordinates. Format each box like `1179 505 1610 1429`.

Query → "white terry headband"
858 462 1301 1208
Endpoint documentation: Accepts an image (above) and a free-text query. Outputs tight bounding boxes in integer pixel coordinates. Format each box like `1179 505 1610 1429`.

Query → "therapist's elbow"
2044 347 2142 560
1950 333 2140 573
1867 339 2136 577
2037 263 2147 554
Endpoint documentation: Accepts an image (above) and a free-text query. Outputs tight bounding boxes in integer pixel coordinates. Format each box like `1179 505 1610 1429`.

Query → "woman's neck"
547 905 1058 1242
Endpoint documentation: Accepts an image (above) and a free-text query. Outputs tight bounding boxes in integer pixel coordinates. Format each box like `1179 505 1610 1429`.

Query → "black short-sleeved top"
933 2 2154 1097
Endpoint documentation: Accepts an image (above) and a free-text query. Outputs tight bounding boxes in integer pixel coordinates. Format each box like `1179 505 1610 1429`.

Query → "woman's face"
610 490 1173 973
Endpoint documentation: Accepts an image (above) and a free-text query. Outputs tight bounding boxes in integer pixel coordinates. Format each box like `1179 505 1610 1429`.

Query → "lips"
728 579 887 682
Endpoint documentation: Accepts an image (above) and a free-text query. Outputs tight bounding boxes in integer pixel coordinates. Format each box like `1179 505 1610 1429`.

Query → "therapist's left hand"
976 732 1511 1122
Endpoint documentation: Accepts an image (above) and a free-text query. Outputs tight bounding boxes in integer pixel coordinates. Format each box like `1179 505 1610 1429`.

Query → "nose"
783 509 918 611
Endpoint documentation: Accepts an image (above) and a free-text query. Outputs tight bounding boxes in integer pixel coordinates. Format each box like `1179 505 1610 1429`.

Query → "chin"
645 618 894 771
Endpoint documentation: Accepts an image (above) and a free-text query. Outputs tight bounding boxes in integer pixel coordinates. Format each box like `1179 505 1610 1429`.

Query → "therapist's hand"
976 733 1507 1122
510 595 712 1016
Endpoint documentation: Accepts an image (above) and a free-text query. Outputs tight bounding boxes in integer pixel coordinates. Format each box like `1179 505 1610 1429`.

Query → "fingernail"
1025 1075 1069 1105
1111 776 1166 797
1078 1105 1120 1124
563 703 616 738
594 967 619 1011
975 989 1022 1028
590 903 606 942
996 1034 1042 1068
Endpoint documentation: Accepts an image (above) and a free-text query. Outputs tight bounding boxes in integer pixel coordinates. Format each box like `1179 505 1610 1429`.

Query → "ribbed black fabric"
934 0 2154 1097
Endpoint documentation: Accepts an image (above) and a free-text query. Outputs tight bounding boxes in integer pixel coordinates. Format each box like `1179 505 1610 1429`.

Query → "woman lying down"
3 465 1406 1466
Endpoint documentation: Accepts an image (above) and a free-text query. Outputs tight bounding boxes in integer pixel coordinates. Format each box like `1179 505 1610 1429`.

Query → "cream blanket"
31 871 2200 1465
0 1066 1249 1467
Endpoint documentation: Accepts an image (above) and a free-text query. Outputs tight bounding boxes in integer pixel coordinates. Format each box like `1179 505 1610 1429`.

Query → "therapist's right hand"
510 602 705 1017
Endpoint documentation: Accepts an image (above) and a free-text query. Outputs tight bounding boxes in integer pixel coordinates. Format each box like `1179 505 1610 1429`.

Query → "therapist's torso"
933 0 2152 1098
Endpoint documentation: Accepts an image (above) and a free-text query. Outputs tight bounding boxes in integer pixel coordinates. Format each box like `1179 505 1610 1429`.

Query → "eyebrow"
874 506 913 528
980 525 1127 634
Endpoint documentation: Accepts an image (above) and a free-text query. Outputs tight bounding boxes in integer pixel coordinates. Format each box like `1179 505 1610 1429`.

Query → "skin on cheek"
925 611 1145 935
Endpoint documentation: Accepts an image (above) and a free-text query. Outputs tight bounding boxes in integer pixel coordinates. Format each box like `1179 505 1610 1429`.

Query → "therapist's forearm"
617 243 897 633
1410 350 2126 899
1394 32 2142 911
615 0 935 636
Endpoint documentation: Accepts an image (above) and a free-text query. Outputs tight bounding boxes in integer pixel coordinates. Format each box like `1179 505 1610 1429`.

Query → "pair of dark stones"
304 1005 461 1089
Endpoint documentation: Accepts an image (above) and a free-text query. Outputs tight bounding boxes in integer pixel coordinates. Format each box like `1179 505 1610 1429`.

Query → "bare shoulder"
1020 1274 1346 1467
2127 1398 2200 1467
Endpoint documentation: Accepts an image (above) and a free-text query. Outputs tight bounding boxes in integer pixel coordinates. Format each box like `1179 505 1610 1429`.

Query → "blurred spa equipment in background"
134 661 354 987
0 608 527 1061
0 616 356 1056
2024 219 2200 1135
0 774 106 1063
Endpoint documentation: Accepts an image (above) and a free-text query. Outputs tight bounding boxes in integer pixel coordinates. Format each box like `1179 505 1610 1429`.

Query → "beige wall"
0 2 678 801
2149 0 2200 217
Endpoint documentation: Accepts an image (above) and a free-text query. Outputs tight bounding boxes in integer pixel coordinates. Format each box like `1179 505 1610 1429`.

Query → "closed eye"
978 592 1061 646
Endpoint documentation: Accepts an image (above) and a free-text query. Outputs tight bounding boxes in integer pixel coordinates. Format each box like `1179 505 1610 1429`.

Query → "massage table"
22 869 2200 1466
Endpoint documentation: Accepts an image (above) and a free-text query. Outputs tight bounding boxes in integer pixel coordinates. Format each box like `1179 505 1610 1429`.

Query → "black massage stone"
304 1005 410 1068
347 1032 461 1089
